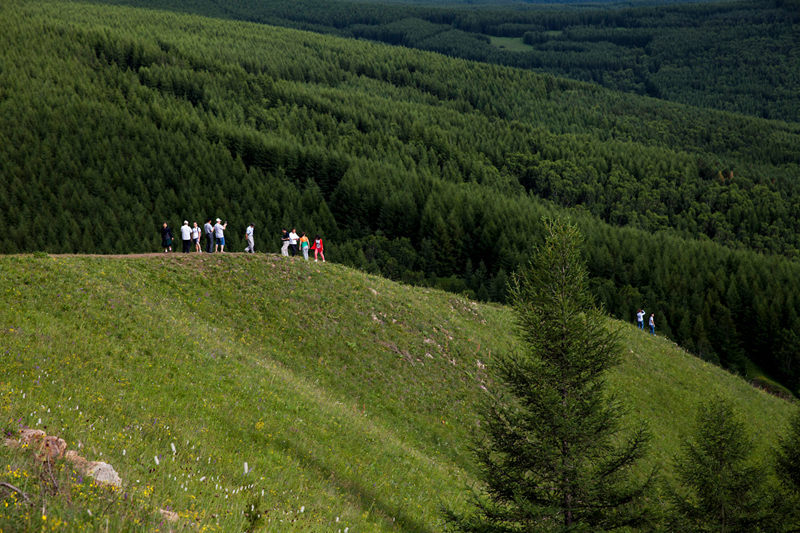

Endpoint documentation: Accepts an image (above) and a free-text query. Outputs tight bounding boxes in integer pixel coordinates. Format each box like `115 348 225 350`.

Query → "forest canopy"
88 0 800 122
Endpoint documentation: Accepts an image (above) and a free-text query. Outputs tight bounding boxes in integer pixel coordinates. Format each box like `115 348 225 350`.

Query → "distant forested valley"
1 0 800 394
89 0 800 122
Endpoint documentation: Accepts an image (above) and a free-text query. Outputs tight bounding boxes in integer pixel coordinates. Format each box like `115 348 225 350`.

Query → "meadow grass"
0 254 794 531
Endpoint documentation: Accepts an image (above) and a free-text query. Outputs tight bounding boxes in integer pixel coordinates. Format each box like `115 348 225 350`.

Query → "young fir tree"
449 219 652 532
669 398 777 532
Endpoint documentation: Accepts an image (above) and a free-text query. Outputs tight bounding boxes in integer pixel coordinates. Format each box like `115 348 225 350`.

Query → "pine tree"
449 219 652 532
669 398 777 532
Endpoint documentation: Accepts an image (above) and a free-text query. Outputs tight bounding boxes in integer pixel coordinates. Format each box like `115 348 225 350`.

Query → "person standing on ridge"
244 223 255 254
288 228 299 258
192 221 202 253
214 218 227 253
180 220 192 253
636 308 645 330
161 222 173 253
299 232 310 261
311 235 325 262
280 228 290 257
649 314 656 335
204 219 215 253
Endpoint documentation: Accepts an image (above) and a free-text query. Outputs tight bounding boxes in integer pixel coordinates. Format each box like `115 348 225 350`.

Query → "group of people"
161 219 232 253
280 228 325 262
636 308 656 335
159 220 324 261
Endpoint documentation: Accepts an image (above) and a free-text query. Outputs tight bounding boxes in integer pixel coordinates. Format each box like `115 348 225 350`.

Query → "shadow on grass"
271 435 436 533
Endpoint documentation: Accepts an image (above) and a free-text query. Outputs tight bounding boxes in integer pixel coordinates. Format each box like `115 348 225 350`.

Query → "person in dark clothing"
161 222 173 253
204 219 215 253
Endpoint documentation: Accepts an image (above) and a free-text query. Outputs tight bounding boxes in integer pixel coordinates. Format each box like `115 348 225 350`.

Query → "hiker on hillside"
204 219 215 253
161 222 173 253
213 218 227 253
244 223 255 253
180 221 192 253
299 232 310 260
636 308 645 330
192 222 202 253
311 235 325 262
289 228 299 257
649 313 656 335
280 228 290 257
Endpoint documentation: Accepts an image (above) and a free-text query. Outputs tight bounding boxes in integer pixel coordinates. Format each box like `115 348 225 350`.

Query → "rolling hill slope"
0 254 793 531
3 0 800 391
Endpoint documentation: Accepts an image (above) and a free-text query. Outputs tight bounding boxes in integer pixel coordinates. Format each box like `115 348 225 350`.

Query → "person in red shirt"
311 235 325 262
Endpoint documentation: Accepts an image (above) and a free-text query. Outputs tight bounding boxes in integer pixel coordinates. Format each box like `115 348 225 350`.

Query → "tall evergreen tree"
449 219 652 532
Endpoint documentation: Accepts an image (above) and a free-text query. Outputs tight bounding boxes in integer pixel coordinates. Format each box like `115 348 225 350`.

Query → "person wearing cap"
180 220 192 253
244 223 255 253
213 218 227 253
204 218 214 253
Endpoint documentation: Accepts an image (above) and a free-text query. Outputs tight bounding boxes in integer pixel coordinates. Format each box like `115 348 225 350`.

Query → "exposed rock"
37 435 67 462
65 450 88 470
86 462 122 487
5 429 121 487
19 429 45 445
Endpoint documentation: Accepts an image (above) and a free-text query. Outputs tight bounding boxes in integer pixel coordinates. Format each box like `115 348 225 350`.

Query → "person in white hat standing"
180 221 192 253
213 218 227 253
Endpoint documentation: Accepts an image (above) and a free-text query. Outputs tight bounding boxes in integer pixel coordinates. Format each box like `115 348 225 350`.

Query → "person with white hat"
213 218 227 253
180 220 192 253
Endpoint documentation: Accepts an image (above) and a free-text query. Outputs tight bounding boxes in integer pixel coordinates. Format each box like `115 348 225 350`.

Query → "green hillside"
89 0 800 122
2 2 800 395
0 254 793 531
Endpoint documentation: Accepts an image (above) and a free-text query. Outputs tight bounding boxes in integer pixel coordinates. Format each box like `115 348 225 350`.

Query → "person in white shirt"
636 309 645 330
649 314 656 335
213 218 227 253
180 221 192 253
288 228 299 257
244 223 255 253
191 222 202 253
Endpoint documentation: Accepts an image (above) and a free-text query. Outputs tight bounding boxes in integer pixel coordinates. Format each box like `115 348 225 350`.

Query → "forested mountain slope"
0 255 793 530
89 0 800 122
1 0 800 390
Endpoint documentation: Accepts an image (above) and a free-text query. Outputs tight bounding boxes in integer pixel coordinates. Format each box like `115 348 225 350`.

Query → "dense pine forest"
2 0 800 394
90 0 800 122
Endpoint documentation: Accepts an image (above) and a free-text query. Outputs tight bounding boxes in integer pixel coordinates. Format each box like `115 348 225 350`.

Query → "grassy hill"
0 254 793 531
4 0 800 391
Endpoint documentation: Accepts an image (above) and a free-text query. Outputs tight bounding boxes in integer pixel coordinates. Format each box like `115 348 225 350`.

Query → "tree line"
2 0 800 392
